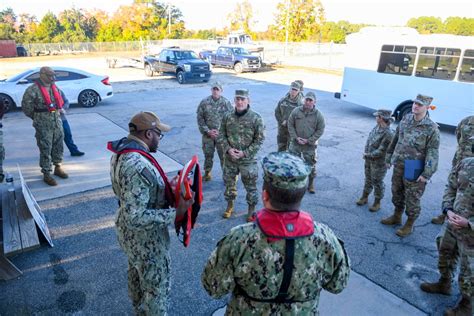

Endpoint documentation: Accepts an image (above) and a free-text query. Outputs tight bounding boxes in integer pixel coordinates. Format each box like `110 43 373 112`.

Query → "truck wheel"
0 93 14 113
234 62 243 74
177 71 185 84
78 90 99 108
145 64 154 77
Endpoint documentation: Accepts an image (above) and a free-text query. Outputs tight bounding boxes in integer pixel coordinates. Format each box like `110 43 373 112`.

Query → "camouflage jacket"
452 115 474 167
274 93 303 128
218 107 265 163
288 106 325 147
442 157 474 243
109 136 175 262
202 220 350 315
386 114 440 179
196 95 233 135
364 125 394 160
21 81 62 125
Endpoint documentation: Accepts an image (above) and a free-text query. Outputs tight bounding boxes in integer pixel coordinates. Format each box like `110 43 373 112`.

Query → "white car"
0 67 113 112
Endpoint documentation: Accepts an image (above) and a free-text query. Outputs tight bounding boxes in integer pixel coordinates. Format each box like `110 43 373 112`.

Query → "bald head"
39 67 56 85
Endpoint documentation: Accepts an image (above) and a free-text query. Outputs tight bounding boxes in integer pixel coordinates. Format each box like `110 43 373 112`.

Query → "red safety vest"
35 81 64 112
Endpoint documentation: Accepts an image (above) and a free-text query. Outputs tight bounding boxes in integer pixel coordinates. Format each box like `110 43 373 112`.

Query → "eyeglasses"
235 97 246 101
150 129 164 140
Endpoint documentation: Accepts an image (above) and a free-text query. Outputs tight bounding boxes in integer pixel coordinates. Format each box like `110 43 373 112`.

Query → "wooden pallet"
0 166 53 280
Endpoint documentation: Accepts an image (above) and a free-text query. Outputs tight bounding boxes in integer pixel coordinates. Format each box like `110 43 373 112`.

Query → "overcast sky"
2 0 473 31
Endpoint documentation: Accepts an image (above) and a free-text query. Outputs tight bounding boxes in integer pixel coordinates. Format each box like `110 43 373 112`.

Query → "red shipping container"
0 40 17 58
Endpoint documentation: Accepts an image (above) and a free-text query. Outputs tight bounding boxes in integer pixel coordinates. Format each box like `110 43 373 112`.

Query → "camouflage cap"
39 66 55 76
261 152 310 190
235 89 249 98
373 109 393 120
129 111 171 133
305 91 316 101
295 80 304 91
211 81 223 91
290 81 302 91
413 94 434 106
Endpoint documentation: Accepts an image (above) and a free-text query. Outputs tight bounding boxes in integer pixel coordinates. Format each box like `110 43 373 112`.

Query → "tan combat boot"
356 193 369 206
43 173 57 186
369 198 381 212
246 205 256 222
444 294 471 316
54 165 69 179
420 277 452 295
222 201 234 219
396 217 416 237
204 171 212 182
381 208 403 225
431 213 446 225
308 176 315 194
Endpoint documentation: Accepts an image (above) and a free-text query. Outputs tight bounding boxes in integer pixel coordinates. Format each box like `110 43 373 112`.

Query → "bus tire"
396 102 413 121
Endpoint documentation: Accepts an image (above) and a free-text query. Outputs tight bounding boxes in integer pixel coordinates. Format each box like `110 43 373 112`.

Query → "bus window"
377 45 416 76
415 47 461 81
459 49 474 83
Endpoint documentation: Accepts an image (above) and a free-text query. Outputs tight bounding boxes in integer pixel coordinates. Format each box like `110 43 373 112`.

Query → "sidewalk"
213 271 426 315
2 112 182 201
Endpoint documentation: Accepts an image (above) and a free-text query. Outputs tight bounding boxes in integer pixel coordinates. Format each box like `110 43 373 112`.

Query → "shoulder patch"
140 167 155 186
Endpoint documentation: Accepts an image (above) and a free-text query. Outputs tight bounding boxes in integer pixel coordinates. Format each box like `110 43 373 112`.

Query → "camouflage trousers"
33 119 64 174
0 129 4 176
202 135 224 173
277 127 289 152
362 159 387 199
223 158 258 206
391 163 427 219
458 239 474 306
288 143 317 178
127 257 171 316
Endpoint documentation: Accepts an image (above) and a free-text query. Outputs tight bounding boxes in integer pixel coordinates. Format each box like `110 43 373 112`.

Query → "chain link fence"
23 40 346 71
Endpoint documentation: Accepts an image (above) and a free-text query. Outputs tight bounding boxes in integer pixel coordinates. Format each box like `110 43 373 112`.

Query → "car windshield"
232 48 250 55
174 51 198 60
6 69 34 82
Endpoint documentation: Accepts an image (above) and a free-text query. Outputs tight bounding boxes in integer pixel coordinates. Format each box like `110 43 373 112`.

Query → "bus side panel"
340 67 474 126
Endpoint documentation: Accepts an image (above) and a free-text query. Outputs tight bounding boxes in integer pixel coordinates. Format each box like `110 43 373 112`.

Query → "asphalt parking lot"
1 68 459 315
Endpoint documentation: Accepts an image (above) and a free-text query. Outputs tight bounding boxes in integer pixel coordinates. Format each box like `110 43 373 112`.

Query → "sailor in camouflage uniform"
423 156 474 316
0 100 4 182
196 82 233 181
288 91 325 194
21 66 68 186
431 115 474 225
274 81 304 152
109 112 192 315
356 109 394 212
382 94 440 237
218 89 265 222
202 152 350 315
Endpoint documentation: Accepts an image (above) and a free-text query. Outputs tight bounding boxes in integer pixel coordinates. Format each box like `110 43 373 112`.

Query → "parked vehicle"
0 67 113 112
335 27 474 126
199 46 261 73
16 45 28 57
144 48 212 84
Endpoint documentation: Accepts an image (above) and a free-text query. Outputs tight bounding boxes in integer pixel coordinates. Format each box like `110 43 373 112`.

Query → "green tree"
33 12 62 42
407 16 443 34
444 17 474 36
272 0 326 42
0 8 17 40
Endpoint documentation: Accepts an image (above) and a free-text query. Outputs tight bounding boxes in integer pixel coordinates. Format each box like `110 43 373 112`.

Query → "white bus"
335 27 474 126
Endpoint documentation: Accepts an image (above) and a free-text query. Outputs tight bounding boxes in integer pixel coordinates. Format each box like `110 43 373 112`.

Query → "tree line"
0 0 472 45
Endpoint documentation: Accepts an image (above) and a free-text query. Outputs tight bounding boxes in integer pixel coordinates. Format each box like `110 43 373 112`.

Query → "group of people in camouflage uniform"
109 81 348 314
353 93 472 314
88 79 474 315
